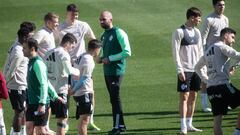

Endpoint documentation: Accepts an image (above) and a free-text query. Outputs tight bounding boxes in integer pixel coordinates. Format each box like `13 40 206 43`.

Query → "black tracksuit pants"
104 75 125 128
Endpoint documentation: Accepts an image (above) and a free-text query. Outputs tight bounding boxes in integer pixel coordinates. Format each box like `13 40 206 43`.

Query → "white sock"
90 109 95 124
46 120 50 130
201 93 209 109
21 125 26 135
180 118 187 130
10 127 13 135
0 126 6 135
233 128 240 135
186 117 192 128
0 110 6 135
12 132 21 135
90 113 94 124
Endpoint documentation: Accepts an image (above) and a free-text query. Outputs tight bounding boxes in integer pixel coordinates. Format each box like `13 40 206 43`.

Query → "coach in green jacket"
98 10 131 135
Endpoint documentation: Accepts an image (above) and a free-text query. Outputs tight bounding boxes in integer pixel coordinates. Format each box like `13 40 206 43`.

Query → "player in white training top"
44 33 80 135
55 4 100 131
3 27 31 135
70 39 101 135
56 4 95 63
195 28 240 135
34 12 59 58
200 0 229 112
172 7 203 135
3 21 36 135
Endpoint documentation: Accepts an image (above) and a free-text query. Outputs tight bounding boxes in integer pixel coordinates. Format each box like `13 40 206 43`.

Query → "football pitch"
0 0 240 134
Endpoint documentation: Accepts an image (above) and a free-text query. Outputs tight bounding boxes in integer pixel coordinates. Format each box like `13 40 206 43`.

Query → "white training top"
44 46 80 94
3 41 28 90
172 25 203 74
33 27 56 58
195 41 240 87
72 53 94 97
201 12 229 49
57 20 95 62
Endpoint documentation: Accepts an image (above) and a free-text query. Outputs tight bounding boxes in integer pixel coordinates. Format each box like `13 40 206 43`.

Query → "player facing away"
23 38 62 135
70 39 102 135
98 10 131 135
200 0 229 112
171 7 203 135
44 33 80 135
195 28 240 135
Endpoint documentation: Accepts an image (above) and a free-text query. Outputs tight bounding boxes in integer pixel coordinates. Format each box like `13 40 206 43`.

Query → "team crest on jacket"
29 66 33 71
109 35 113 41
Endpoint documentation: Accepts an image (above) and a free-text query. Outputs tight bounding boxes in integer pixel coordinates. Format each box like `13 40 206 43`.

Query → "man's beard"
101 24 110 29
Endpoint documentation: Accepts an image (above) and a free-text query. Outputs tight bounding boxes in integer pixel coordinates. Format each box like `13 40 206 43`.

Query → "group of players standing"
172 0 240 135
3 0 239 135
2 3 131 135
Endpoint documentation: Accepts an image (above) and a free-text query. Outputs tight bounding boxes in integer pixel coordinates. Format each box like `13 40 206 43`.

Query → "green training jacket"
27 56 58 105
100 27 131 76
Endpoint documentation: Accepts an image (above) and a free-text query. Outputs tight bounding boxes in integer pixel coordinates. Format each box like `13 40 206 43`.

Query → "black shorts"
74 93 93 119
26 104 49 126
50 100 55 115
52 93 68 118
207 83 240 116
177 72 201 92
9 89 26 111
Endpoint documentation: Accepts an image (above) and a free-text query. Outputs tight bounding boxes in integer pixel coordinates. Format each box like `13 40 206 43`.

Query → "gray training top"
172 25 203 74
195 41 240 87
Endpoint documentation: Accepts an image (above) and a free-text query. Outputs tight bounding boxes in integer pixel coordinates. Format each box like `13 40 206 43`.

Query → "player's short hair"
27 38 38 51
88 39 102 51
186 7 202 19
17 27 30 44
20 21 36 32
44 12 59 22
212 0 225 6
67 4 79 12
61 33 77 46
220 28 236 37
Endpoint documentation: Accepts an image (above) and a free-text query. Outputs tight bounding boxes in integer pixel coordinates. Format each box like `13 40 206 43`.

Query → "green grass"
1 0 240 134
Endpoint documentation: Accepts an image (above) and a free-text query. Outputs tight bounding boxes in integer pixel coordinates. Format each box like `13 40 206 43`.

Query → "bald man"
98 11 131 135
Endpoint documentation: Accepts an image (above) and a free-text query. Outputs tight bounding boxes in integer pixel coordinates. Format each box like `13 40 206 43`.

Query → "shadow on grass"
69 110 179 118
69 111 178 119
66 124 236 135
67 110 239 134
124 127 180 134
66 127 180 135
